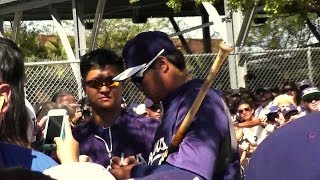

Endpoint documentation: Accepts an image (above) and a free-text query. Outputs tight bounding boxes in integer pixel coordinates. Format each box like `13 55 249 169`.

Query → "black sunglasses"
238 107 251 114
85 78 120 89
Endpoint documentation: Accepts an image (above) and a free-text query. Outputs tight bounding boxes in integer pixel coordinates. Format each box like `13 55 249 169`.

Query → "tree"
4 21 68 62
247 15 315 49
96 18 170 53
130 0 216 12
228 0 320 47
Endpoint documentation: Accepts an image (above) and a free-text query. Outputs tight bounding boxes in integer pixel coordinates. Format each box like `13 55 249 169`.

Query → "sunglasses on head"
130 49 164 86
85 78 120 89
238 107 251 114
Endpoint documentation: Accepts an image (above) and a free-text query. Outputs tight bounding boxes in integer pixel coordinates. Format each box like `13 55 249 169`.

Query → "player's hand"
111 155 138 169
54 116 79 164
110 164 135 180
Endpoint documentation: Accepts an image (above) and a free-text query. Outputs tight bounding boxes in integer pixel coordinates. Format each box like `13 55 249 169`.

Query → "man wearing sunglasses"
72 49 159 170
111 31 240 180
301 87 320 114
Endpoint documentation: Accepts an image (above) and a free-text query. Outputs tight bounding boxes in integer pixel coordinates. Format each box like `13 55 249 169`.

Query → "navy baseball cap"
266 105 279 114
246 112 320 180
281 103 298 117
144 98 154 108
113 31 177 81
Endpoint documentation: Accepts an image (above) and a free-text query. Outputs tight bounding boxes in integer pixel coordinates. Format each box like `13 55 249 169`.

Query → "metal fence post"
307 47 314 85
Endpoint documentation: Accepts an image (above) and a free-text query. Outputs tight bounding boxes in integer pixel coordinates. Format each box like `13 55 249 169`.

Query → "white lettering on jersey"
148 137 168 165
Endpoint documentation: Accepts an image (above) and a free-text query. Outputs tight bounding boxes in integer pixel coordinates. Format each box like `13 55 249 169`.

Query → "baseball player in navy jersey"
72 49 159 170
111 31 240 180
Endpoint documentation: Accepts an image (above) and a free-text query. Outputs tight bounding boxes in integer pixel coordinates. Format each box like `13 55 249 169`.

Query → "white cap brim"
113 64 145 81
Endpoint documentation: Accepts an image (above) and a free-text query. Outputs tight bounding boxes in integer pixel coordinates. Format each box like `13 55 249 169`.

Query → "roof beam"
89 0 106 51
0 0 18 5
0 0 70 15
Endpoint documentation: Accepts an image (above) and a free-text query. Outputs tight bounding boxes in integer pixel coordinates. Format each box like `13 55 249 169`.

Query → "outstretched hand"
54 117 79 164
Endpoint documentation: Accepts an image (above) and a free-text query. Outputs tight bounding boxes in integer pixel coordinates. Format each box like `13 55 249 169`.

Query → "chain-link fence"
25 47 320 106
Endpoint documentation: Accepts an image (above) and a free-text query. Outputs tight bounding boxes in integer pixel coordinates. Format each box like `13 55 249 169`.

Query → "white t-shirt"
44 162 115 180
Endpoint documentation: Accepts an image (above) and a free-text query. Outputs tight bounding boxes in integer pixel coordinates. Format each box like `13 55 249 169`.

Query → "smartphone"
43 109 68 150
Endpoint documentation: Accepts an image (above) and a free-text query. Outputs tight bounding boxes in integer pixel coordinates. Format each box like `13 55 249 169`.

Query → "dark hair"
80 49 124 79
266 112 279 123
164 50 186 70
51 90 74 103
237 100 254 110
280 81 301 104
280 81 298 93
0 37 29 147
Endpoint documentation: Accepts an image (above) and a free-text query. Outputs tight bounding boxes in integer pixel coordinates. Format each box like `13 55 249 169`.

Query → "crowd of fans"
222 79 320 176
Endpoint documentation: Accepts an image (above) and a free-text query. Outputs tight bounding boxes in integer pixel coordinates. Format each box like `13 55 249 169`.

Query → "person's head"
33 102 72 122
281 104 299 122
271 87 280 99
80 49 124 111
52 90 77 105
302 87 320 113
0 37 30 147
237 101 254 122
254 87 273 107
281 81 299 101
226 94 241 115
273 94 294 111
266 105 281 124
299 79 312 92
51 90 78 115
240 91 255 107
113 31 187 103
145 98 162 120
229 89 241 103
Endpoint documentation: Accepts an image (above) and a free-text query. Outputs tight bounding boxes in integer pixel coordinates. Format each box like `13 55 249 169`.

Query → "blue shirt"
147 79 239 179
72 110 159 168
0 142 58 172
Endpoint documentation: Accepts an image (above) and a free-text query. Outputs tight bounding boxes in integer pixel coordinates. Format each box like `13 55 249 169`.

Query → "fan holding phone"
43 109 68 151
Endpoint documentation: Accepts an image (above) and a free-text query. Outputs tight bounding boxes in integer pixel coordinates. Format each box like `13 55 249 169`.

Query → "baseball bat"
164 41 234 158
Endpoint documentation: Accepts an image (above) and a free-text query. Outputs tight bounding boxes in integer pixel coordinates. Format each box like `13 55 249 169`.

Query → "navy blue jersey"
148 79 238 179
73 110 159 168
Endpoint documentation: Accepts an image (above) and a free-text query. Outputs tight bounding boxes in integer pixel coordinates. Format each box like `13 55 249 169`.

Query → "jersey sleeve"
166 89 229 179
